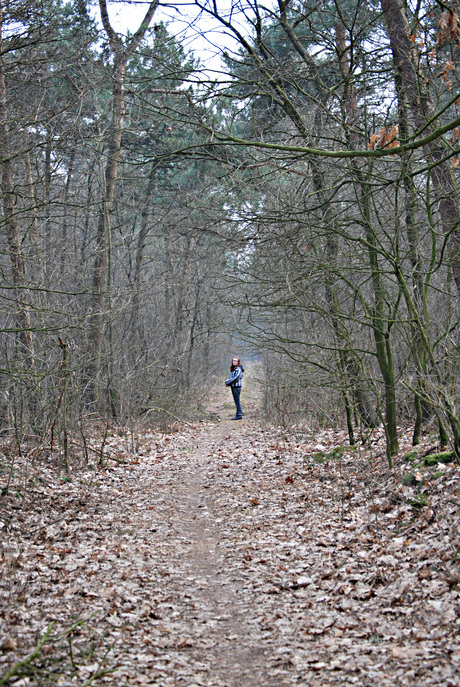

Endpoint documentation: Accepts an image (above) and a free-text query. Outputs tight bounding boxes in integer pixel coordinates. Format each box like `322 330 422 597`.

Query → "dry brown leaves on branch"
437 8 460 47
368 126 399 153
449 127 460 166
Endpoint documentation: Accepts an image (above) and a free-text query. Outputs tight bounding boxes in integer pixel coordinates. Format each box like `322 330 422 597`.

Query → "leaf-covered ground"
1 387 459 685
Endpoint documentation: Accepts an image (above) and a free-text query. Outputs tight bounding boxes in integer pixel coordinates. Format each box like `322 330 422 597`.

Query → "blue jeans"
231 386 242 418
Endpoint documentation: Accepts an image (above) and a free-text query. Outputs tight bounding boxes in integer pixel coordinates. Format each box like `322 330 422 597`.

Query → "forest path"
1 370 459 686
147 414 283 687
112 371 292 686
85 372 307 686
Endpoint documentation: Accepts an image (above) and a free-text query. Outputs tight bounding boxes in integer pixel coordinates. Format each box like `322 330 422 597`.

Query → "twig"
27 515 71 535
50 619 86 641
82 638 117 686
99 423 110 467
3 434 20 496
82 667 117 686
68 440 103 456
451 543 460 565
0 622 55 685
144 406 194 427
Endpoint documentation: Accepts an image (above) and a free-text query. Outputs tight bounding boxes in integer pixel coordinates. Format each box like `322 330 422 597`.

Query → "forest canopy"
1 0 460 464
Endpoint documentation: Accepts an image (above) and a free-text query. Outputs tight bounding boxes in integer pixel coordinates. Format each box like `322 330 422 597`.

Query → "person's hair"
230 356 241 371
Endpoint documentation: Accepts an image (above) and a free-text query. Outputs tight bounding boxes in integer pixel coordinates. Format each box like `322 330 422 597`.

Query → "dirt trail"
169 420 282 686
1 369 459 686
93 374 300 686
124 372 291 686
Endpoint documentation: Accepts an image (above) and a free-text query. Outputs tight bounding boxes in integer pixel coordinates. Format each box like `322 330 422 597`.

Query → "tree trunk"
85 53 125 404
382 0 457 448
85 0 159 405
61 147 75 275
336 20 398 459
0 4 35 380
311 97 378 431
131 166 157 340
381 0 460 293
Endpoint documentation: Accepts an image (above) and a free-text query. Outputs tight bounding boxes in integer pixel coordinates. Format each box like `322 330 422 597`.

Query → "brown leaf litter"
0 415 459 686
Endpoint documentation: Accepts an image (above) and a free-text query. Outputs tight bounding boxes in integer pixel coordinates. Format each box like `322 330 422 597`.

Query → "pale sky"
93 0 244 74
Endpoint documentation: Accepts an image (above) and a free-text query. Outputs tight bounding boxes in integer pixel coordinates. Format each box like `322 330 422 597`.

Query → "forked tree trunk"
85 0 159 405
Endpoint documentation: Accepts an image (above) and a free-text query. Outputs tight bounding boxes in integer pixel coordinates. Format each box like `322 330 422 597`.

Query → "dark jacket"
225 365 244 388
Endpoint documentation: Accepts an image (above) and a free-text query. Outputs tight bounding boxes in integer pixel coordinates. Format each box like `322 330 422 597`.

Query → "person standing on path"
225 357 244 420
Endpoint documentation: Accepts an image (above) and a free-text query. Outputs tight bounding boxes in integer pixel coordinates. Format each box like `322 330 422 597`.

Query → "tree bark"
60 147 75 275
23 141 45 293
